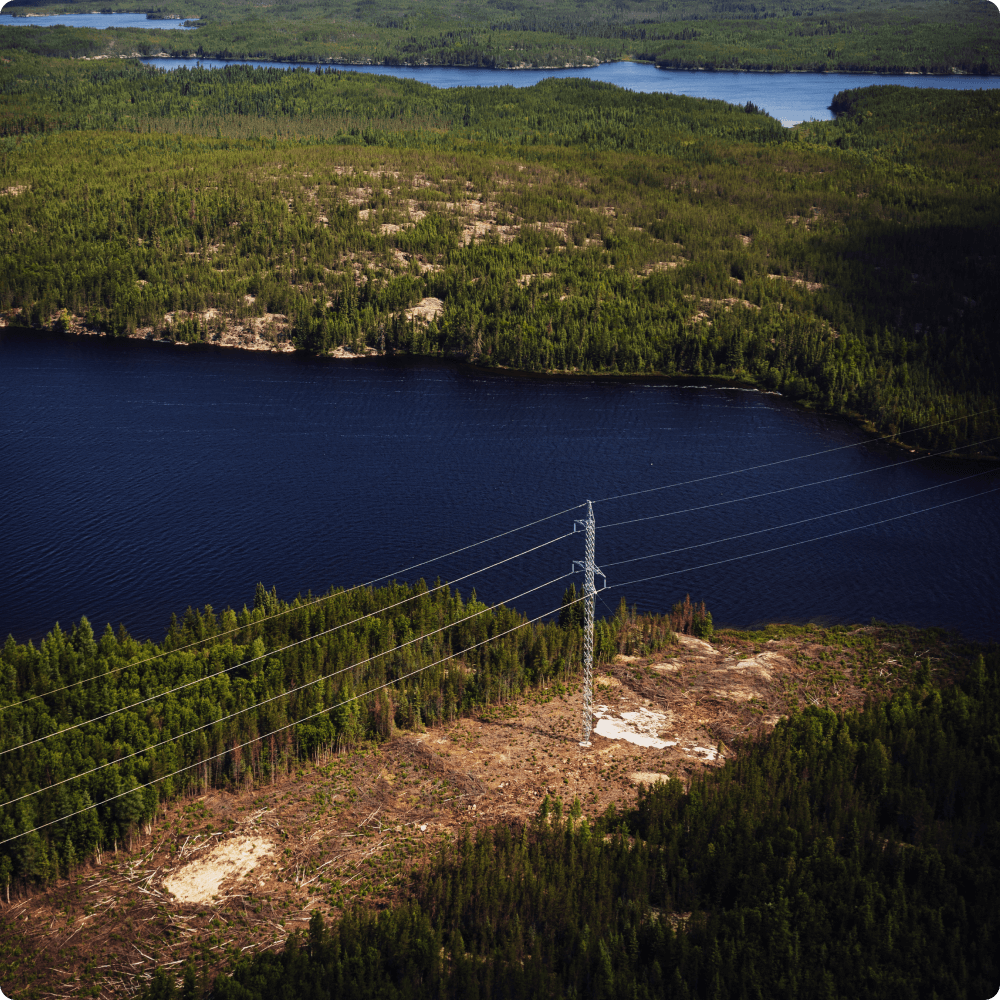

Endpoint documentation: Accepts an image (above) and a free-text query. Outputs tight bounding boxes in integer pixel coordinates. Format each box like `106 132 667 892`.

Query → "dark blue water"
2 332 997 643
0 11 197 29
141 57 1000 125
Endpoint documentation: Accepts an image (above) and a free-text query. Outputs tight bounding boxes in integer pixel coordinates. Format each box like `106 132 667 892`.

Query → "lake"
0 11 197 30
1 9 997 122
2 331 997 644
141 57 1000 126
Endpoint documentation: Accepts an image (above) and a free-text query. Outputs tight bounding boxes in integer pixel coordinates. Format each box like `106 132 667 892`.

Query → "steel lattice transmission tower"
574 501 605 748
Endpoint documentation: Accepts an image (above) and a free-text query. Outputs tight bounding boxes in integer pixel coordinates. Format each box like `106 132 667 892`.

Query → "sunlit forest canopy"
1 59 997 454
2 0 998 72
0 582 596 888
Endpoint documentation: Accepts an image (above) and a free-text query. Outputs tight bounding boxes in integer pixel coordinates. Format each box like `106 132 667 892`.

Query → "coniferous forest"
1 10 999 994
0 582 599 889
3 0 999 74
1 54 998 455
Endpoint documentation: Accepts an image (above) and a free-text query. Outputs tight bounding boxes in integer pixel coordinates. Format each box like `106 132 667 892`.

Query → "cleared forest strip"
0 621 972 999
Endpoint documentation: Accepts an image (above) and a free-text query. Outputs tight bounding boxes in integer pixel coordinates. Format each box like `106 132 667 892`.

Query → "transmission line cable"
597 438 1000 540
596 435 999 531
14 410 992 713
14 411 993 712
5 479 996 846
0 567 577 810
592 407 997 507
607 483 1000 591
0 530 574 756
602 468 998 569
1 502 587 712
0 593 588 849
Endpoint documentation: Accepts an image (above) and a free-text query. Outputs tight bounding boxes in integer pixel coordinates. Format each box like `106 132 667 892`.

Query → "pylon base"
579 740 592 748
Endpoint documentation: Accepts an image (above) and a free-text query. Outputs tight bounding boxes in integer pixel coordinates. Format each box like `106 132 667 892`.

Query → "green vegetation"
0 580 607 889
135 640 1000 998
2 0 999 73
1 58 997 453
2 15 998 993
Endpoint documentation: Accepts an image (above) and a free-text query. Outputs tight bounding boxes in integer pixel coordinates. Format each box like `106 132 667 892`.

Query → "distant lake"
1 9 996 121
2 332 997 644
0 11 197 30
141 56 1000 125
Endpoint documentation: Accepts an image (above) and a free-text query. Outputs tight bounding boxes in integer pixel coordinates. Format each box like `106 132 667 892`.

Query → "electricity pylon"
574 500 605 748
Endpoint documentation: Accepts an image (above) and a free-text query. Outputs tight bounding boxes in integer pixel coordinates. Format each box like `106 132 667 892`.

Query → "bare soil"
0 623 969 999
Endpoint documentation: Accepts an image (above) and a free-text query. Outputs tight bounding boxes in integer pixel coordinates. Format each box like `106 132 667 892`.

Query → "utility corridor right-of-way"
0 618 964 1000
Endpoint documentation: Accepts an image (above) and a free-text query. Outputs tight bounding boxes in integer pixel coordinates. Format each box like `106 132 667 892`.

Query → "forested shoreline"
0 580 607 892
3 0 999 74
2 61 998 454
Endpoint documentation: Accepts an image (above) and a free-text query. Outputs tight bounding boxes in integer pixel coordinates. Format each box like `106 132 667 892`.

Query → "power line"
0 567 576 811
591 407 997 507
4 476 996 846
1 501 587 713
596 436 1000 532
12 410 992 713
0 530 574 757
602 467 999 569
0 592 588 850
608 482 1000 592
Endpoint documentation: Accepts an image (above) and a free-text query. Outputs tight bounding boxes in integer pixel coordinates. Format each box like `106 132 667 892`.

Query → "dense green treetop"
2 0 998 72
1 64 997 454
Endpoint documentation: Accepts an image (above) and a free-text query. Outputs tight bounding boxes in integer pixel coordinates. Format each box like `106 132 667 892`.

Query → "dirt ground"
0 623 969 999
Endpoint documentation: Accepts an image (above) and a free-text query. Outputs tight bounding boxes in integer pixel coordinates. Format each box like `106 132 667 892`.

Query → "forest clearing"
0 619 973 999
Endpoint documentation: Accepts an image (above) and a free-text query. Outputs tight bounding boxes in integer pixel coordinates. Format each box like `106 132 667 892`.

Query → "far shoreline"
136 54 998 78
1 15 996 76
3 323 996 467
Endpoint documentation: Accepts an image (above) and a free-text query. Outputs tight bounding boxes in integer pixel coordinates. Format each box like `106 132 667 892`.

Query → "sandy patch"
630 771 672 785
593 706 677 749
649 659 682 673
330 345 377 358
163 835 274 905
768 274 823 291
730 650 794 681
405 199 427 222
459 219 519 245
700 296 761 312
404 297 445 322
675 635 719 656
516 272 554 287
719 688 756 702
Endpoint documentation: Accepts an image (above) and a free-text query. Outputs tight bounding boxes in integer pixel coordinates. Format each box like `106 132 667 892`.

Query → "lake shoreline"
1 22 993 76
4 324 997 645
135 53 996 77
5 323 995 467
